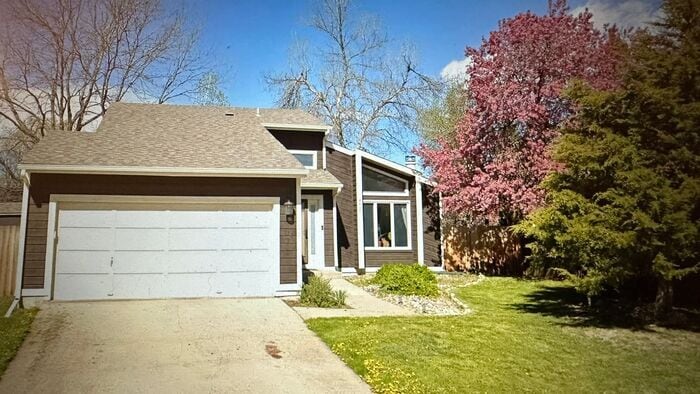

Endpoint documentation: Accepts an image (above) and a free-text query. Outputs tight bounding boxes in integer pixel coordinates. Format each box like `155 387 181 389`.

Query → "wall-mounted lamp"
283 199 295 217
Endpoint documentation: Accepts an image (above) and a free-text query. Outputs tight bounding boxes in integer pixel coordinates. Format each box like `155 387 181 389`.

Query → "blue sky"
185 0 660 162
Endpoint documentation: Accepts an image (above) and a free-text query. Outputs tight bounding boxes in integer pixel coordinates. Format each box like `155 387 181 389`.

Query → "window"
289 150 317 169
363 201 411 249
362 166 409 196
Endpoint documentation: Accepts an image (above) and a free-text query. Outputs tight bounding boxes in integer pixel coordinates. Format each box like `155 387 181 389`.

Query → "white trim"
361 165 410 196
300 183 343 191
49 195 280 205
416 181 424 266
322 136 327 169
355 154 365 269
357 150 416 177
296 178 303 286
7 177 29 315
271 200 282 293
262 123 331 133
21 289 49 297
43 202 57 299
428 266 445 272
361 200 412 251
20 164 308 178
301 194 324 269
325 141 355 156
332 193 339 270
289 149 317 169
340 267 359 274
275 289 301 297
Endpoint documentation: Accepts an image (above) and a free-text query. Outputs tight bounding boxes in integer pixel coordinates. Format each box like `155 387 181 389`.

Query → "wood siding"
22 174 297 289
269 130 324 169
0 218 20 296
326 148 358 268
422 185 442 267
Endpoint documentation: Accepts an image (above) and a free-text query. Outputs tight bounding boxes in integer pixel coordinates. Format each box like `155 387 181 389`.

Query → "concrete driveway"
0 298 370 393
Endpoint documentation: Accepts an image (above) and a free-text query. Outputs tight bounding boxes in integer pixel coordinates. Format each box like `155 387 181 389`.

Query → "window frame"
362 200 412 251
361 165 410 197
289 149 317 169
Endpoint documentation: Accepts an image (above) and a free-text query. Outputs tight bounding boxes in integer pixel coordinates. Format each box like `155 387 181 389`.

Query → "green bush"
300 276 347 308
371 264 439 297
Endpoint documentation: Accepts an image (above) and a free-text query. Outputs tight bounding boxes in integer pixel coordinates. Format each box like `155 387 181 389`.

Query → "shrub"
300 276 347 308
371 264 438 297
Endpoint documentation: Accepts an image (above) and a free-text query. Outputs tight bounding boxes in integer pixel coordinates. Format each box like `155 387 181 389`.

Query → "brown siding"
326 148 358 268
269 130 324 169
422 185 442 267
364 167 418 267
23 174 297 289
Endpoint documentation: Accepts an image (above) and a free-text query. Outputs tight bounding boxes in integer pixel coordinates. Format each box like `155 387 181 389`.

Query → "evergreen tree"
515 0 700 318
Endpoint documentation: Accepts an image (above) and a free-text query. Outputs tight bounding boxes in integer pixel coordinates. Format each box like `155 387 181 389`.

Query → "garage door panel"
114 210 169 227
218 249 272 273
167 251 219 273
165 273 218 298
54 200 279 300
112 252 166 273
215 272 273 296
114 228 168 251
113 273 166 299
55 250 112 274
59 228 113 251
54 274 111 300
218 228 273 250
59 210 114 227
219 210 274 227
167 211 226 228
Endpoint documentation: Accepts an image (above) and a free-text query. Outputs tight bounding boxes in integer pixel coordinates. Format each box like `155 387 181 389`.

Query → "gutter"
4 171 29 318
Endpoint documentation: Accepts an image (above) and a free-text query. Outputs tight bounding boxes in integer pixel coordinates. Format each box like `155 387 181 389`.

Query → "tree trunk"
654 278 674 321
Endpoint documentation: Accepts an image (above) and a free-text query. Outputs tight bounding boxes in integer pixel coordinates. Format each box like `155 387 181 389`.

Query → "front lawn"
307 278 700 393
0 297 37 377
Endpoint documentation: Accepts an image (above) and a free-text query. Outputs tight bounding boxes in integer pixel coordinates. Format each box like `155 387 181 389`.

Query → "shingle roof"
0 202 21 216
22 103 327 172
301 169 343 188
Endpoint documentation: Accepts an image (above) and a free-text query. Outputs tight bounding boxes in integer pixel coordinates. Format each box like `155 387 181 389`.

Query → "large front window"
363 201 410 249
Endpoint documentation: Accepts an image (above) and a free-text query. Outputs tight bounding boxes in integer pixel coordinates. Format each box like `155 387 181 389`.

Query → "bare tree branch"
265 0 441 153
0 0 214 199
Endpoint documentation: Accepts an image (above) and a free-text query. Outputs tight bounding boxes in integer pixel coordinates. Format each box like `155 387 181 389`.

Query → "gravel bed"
348 273 484 316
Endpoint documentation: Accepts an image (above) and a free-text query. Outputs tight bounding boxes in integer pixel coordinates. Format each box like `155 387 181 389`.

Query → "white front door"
53 200 279 300
303 195 325 269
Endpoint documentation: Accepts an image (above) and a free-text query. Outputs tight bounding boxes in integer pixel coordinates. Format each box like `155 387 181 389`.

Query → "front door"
302 195 324 269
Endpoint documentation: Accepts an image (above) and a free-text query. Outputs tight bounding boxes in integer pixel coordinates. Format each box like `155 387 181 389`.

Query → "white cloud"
440 57 472 83
572 0 662 30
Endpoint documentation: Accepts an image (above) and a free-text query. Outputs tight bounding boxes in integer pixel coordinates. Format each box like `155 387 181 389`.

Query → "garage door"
53 201 279 300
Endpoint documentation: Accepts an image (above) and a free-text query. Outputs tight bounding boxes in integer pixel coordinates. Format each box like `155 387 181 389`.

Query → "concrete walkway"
293 273 416 319
0 298 371 394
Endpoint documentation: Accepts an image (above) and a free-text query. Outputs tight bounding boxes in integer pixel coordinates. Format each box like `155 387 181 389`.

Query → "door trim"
301 194 325 269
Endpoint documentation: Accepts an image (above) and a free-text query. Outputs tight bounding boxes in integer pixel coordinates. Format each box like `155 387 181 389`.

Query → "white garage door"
53 201 279 300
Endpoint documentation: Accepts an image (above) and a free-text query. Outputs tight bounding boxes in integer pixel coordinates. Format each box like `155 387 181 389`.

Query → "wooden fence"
443 224 523 275
0 223 19 296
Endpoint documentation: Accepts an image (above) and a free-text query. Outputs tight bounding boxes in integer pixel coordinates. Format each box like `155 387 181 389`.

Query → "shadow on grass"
511 284 700 333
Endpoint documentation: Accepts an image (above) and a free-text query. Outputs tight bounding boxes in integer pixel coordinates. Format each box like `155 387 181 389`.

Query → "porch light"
284 200 295 216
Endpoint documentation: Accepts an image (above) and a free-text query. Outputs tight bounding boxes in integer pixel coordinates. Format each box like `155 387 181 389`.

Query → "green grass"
307 278 700 393
0 297 37 377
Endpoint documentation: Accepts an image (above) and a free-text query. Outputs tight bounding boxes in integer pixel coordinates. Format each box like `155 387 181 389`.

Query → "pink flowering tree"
417 0 622 224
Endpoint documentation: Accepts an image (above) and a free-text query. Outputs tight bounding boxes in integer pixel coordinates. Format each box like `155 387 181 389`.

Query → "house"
12 103 442 304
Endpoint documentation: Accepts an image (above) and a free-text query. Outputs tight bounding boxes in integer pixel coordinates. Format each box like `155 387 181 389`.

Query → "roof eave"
19 164 309 178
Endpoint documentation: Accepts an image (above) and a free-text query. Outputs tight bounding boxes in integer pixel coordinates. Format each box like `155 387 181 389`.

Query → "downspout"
5 171 30 318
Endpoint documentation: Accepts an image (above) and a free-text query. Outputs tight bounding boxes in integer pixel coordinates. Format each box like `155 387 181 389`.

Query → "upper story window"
362 166 409 196
290 149 317 169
